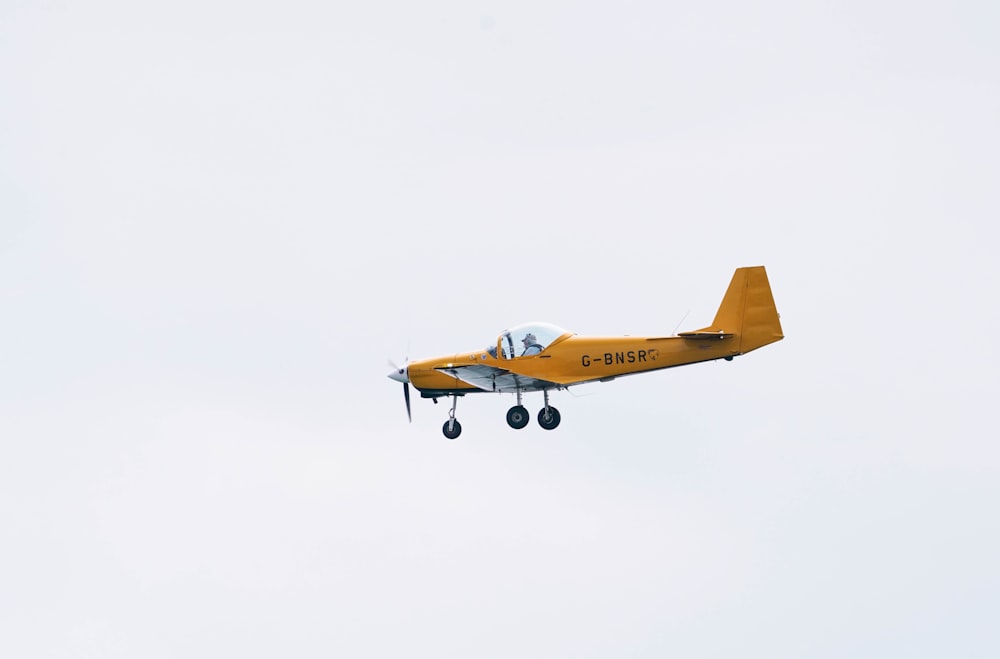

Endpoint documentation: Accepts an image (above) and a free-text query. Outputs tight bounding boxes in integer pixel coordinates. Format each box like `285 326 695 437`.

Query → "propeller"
403 379 411 422
387 359 412 422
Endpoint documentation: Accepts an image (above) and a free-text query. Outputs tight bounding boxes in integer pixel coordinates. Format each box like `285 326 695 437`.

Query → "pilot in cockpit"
520 333 543 356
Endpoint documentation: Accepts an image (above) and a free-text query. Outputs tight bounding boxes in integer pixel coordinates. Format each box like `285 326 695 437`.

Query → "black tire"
538 406 561 430
442 419 462 439
506 405 530 429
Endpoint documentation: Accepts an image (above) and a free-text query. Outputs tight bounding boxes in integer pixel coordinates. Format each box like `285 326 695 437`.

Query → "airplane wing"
436 364 561 393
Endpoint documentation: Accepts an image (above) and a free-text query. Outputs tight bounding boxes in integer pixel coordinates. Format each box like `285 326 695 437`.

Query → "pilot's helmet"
523 333 537 344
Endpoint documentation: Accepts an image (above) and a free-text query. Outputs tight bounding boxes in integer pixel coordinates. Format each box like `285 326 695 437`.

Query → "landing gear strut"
506 388 529 429
441 395 462 439
538 389 561 430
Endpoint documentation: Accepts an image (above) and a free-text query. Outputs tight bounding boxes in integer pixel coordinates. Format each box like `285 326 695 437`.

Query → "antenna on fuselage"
672 310 691 336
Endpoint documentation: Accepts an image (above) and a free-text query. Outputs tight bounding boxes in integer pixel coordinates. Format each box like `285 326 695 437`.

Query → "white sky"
2 1 998 657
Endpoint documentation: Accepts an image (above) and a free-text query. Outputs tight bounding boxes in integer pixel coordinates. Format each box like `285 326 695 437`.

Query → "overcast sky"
2 2 998 657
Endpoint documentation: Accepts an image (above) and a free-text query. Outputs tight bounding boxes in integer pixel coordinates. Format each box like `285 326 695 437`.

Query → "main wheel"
506 405 530 429
442 419 462 439
538 406 561 430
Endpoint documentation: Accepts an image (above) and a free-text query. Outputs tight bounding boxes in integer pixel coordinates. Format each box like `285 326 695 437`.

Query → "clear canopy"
487 322 570 359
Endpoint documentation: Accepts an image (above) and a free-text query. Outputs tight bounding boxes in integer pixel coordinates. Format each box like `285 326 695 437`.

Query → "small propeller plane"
388 266 783 439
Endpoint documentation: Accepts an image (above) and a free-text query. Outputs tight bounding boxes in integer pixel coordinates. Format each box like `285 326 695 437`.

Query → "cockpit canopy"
486 322 571 359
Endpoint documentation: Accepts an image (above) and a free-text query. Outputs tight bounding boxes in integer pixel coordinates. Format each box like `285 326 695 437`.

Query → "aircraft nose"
387 366 409 383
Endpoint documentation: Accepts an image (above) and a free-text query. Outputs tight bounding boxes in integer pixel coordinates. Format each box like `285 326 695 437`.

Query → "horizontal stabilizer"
677 331 734 340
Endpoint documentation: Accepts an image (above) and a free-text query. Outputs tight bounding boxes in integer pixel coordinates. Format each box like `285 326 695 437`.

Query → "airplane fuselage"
407 333 742 397
389 266 784 438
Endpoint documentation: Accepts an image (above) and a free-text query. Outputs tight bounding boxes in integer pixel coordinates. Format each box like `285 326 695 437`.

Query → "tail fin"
692 266 784 354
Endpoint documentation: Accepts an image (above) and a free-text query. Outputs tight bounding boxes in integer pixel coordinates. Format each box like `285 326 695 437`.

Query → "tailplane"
688 266 784 354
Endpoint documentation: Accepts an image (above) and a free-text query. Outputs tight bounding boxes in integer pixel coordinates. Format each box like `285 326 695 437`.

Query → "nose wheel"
442 418 462 439
441 395 462 439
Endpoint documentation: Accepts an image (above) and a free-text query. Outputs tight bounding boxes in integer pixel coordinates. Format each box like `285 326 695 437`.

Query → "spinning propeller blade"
387 359 412 422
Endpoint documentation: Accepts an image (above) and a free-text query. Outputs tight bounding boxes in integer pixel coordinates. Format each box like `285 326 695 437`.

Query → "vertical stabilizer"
694 266 784 354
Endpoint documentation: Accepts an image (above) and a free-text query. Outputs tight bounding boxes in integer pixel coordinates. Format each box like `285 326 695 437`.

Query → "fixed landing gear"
537 389 560 430
507 403 560 430
506 388 529 429
507 389 560 431
441 395 462 439
442 419 462 439
538 406 561 430
506 405 530 429
437 390 562 439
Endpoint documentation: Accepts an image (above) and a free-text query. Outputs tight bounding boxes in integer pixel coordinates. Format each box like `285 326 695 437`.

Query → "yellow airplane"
388 266 783 439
